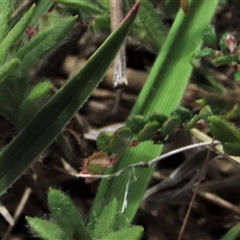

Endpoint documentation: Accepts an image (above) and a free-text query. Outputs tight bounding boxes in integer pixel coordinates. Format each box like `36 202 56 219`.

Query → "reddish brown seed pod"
26 26 37 38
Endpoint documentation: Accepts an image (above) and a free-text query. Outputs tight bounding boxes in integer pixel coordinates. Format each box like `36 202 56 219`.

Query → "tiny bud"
232 63 240 72
196 119 208 130
215 51 223 58
225 34 238 54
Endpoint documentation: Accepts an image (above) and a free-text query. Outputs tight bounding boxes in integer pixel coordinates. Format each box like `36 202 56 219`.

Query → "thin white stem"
74 141 219 180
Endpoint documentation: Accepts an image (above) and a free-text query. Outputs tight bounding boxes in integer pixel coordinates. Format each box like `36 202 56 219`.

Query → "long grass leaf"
0 2 140 196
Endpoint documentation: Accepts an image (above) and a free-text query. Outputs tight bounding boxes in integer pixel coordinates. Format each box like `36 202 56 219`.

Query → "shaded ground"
1 2 240 240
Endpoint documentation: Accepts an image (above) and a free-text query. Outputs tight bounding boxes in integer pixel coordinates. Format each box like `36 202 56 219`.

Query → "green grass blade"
0 1 12 42
0 4 35 63
29 1 53 27
220 224 240 240
91 0 219 223
0 2 140 196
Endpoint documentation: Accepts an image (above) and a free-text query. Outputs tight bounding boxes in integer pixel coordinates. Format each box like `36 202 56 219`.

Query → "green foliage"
18 81 53 128
202 25 217 47
47 188 90 239
219 32 229 54
26 217 66 240
17 12 77 71
110 127 133 153
0 1 139 196
170 106 193 122
0 1 12 42
126 115 148 134
208 115 240 143
137 121 160 142
137 0 167 52
92 1 218 225
96 132 113 152
27 189 143 240
148 113 168 127
220 224 240 240
0 58 20 83
161 116 181 136
0 5 35 64
194 48 216 58
208 115 240 155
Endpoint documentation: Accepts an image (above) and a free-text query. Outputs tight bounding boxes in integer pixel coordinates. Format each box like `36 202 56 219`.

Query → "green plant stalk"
0 2 140 196
0 1 12 42
0 4 35 63
91 0 219 224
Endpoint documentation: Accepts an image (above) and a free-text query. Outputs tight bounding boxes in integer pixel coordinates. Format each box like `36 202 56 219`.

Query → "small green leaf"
161 116 181 136
184 114 201 131
202 25 216 47
137 121 160 142
92 199 118 239
48 188 90 239
148 113 168 128
18 81 53 128
223 142 240 156
225 104 240 120
219 32 230 54
138 0 166 52
211 55 236 66
199 105 213 120
234 71 240 81
96 132 113 152
110 127 133 153
171 107 192 122
85 151 113 174
126 115 148 134
26 217 66 240
220 223 240 240
208 115 240 143
193 48 216 58
100 226 144 240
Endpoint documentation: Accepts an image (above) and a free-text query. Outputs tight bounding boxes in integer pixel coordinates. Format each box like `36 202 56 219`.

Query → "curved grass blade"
0 2 140 196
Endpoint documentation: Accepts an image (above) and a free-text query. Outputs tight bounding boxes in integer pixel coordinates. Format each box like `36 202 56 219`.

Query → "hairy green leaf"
48 188 90 239
26 217 66 240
